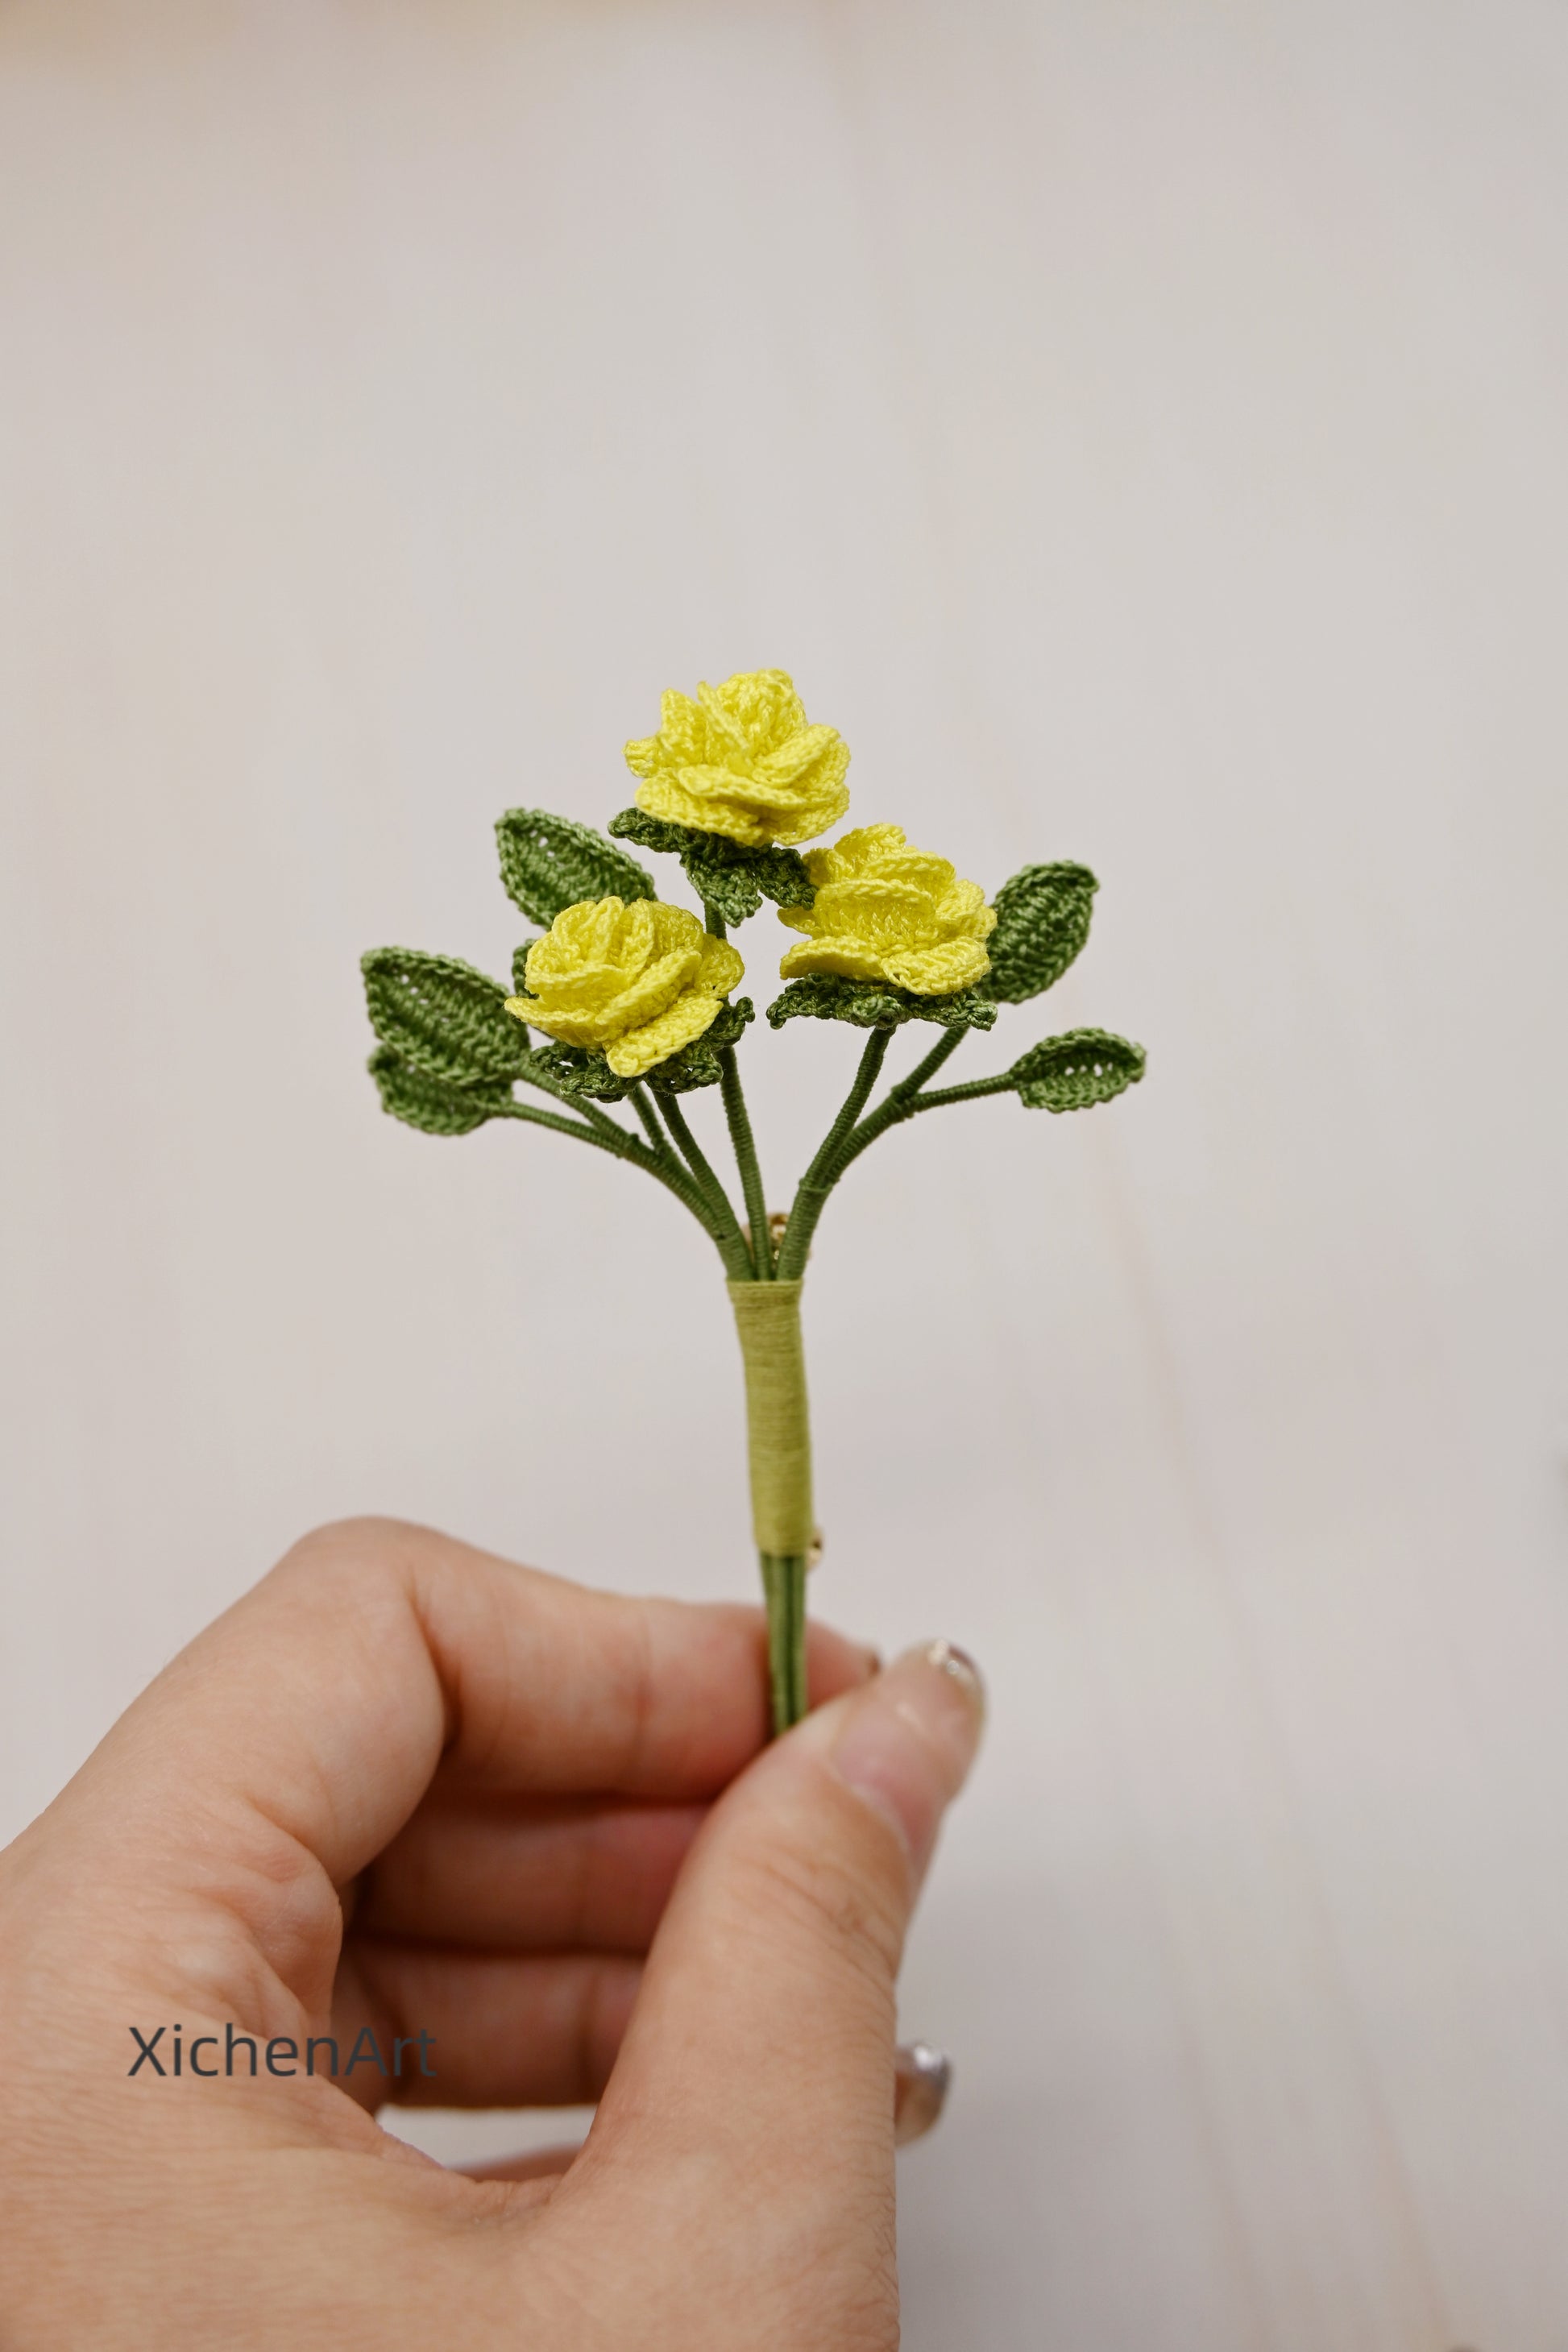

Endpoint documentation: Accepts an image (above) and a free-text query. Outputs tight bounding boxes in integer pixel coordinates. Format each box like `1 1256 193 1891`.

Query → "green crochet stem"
728 1277 813 1735
774 1027 891 1281
759 1552 809 1732
828 1064 1013 1182
643 1086 754 1280
526 1014 1006 1737
731 1024 998 1727
720 1047 772 1277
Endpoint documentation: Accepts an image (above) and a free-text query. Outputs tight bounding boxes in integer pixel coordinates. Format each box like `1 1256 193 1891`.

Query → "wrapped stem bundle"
361 670 1146 1734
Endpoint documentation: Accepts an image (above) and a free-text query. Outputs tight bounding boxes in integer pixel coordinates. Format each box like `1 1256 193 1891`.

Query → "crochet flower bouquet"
361 670 1145 1733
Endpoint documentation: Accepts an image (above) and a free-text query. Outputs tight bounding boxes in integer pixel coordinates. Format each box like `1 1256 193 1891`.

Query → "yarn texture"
496 807 655 927
1010 1028 1146 1110
625 668 850 848
506 898 745 1079
359 662 1149 1737
778 823 997 994
982 861 1098 1003
609 805 817 927
728 1280 815 1558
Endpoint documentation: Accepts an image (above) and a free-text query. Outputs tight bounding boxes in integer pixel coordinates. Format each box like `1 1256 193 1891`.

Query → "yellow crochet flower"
778 824 997 995
624 669 851 849
507 898 745 1079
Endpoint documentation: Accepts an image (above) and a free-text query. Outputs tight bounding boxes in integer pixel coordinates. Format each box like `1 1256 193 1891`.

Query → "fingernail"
828 1640 985 1876
924 1637 985 1712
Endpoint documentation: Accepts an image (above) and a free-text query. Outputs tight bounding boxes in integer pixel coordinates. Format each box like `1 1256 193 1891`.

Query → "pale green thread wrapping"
728 1280 813 1558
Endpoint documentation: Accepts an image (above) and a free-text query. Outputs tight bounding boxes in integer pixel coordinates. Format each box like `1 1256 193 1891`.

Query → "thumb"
570 1641 983 2248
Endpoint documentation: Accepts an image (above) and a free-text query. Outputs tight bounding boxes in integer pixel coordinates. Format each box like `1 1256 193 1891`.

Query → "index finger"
50 1516 875 1892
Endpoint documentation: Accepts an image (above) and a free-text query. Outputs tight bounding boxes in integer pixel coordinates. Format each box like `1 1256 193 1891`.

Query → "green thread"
760 1552 809 1736
363 948 532 1085
720 1047 774 1280
767 972 997 1035
655 1091 754 1280
362 772 1147 1764
981 862 1098 1003
627 1082 674 1159
367 1047 517 1137
775 1028 890 1280
496 808 655 926
516 998 756 1105
890 1027 965 1100
1010 1029 1146 1110
608 807 816 927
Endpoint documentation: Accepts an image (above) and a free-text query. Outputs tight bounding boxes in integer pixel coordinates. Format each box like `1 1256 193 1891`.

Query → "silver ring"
894 2041 951 2146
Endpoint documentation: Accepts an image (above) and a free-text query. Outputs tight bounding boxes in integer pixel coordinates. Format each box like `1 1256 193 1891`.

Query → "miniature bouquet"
361 670 1144 1732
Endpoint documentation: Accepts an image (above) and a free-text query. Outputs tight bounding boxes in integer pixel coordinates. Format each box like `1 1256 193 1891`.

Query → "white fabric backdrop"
3 3 1566 2343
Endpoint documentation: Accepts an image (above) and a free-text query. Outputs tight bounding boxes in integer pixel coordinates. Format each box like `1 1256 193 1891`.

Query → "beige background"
3 3 1567 2345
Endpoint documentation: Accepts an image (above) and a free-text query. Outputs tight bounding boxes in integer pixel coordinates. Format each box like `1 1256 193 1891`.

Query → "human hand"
0 1519 983 2348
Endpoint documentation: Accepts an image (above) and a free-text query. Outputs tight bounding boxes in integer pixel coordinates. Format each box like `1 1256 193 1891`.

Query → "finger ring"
894 2041 951 2146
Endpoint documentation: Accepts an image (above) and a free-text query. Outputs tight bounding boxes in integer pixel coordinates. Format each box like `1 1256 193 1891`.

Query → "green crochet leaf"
608 807 816 925
1010 1027 1146 1111
496 807 655 927
367 1046 515 1136
522 1042 637 1102
522 998 757 1104
983 862 1098 1002
512 940 544 994
362 948 532 1084
766 974 998 1033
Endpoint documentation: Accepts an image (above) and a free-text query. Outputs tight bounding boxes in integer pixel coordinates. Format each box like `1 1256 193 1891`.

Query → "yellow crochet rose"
624 669 850 849
778 824 997 995
507 898 745 1079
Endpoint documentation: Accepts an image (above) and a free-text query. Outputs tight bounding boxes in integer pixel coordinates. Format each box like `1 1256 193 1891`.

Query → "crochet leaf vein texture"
496 808 655 927
766 973 998 1033
362 948 532 1085
983 862 1098 1003
1010 1027 1146 1111
367 1045 516 1135
608 807 816 926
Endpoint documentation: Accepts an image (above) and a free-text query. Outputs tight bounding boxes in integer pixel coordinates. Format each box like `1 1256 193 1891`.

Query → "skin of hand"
0 1518 983 2350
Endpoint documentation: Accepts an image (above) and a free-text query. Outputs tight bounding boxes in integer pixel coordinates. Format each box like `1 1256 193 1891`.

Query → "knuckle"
274 1515 416 1580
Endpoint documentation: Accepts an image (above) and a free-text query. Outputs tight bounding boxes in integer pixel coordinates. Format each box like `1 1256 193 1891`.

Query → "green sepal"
496 807 655 927
522 1043 638 1102
1010 1027 1145 1110
648 996 756 1093
521 997 756 1103
765 974 998 1033
367 1045 515 1136
982 862 1098 1002
608 807 815 925
362 947 532 1084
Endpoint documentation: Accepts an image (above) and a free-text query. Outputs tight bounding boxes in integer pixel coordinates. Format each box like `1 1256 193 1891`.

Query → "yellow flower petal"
516 893 745 1076
598 944 703 1033
604 985 724 1076
778 937 897 985
933 877 997 940
625 668 850 848
776 823 993 996
882 938 993 993
505 996 609 1048
706 667 806 749
697 935 746 994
